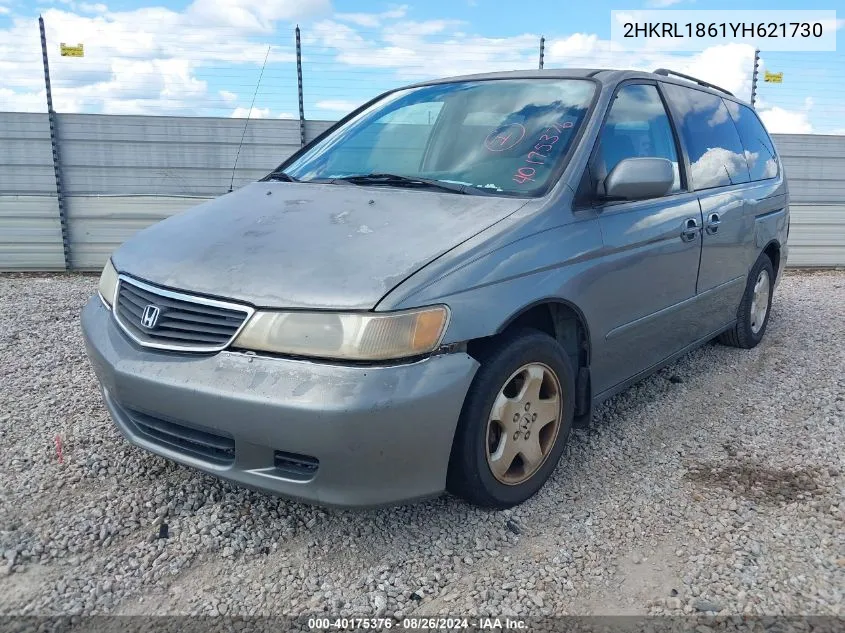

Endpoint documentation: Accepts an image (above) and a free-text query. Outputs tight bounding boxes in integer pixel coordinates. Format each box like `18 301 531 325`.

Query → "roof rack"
652 68 734 97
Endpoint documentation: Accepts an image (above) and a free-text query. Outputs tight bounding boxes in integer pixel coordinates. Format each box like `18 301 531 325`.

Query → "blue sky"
0 0 842 133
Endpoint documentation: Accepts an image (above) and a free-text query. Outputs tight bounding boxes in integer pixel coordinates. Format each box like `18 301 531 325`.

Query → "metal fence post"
39 15 72 271
750 48 760 108
295 25 306 147
538 36 545 70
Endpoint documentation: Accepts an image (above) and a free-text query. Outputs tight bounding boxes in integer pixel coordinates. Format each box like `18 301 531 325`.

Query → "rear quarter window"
724 101 779 181
662 83 751 190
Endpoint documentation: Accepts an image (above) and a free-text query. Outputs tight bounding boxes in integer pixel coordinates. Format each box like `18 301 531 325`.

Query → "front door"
583 83 703 393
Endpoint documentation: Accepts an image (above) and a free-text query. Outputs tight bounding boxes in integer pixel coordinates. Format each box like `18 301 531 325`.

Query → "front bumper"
775 243 788 289
81 298 478 508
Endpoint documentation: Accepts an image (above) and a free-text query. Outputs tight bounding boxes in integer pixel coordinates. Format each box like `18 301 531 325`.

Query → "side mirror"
601 157 674 201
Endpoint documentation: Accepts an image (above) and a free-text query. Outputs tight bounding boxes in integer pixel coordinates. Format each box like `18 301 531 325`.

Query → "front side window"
594 83 682 195
662 84 751 190
280 79 596 196
725 101 779 181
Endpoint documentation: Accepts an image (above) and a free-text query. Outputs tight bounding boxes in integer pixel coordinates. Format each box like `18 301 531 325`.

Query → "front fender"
380 218 605 345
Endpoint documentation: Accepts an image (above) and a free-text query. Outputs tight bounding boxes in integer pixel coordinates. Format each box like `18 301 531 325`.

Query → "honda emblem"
141 304 161 329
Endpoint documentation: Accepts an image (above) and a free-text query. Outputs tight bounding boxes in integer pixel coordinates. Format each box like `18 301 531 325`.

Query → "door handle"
705 212 721 235
681 217 700 242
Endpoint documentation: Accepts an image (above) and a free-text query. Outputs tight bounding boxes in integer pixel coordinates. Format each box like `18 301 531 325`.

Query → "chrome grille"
114 275 253 352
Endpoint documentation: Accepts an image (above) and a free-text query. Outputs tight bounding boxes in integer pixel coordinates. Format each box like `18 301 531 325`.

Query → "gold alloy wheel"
485 362 563 485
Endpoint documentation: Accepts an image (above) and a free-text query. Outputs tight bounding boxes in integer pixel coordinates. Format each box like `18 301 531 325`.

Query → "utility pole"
39 15 71 270
750 48 760 108
295 25 306 147
538 36 545 70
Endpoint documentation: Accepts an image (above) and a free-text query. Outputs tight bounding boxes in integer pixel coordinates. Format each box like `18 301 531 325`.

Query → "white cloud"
307 24 747 105
547 33 599 58
382 7 409 19
0 6 10 15
304 20 758 112
680 44 755 99
689 147 748 187
187 0 329 33
334 13 379 28
820 18 845 32
314 99 361 113
229 107 294 118
744 150 777 178
0 0 322 115
389 19 461 38
335 5 408 28
0 1 833 135
545 39 756 101
0 87 46 111
758 107 812 134
77 3 108 13
306 19 538 80
230 106 270 118
645 0 684 6
758 98 814 134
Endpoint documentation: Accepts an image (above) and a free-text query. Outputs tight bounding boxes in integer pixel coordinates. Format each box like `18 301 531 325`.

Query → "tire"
447 328 576 508
718 254 775 349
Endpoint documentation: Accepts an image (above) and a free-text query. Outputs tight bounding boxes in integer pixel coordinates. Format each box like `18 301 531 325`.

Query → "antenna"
229 45 271 193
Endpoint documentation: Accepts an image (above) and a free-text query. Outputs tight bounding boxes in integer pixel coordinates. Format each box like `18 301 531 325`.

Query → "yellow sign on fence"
60 43 84 57
764 71 783 83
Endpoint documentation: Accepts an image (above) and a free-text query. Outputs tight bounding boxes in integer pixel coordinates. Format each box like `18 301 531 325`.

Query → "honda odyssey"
81 68 789 508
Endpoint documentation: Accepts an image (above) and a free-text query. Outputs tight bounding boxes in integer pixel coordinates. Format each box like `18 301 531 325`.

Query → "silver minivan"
82 68 789 508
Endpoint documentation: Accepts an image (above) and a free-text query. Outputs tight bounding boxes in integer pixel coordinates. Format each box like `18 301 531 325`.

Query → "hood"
112 182 527 309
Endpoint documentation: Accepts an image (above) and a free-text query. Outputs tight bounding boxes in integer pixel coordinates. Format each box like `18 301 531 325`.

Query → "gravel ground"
0 270 842 618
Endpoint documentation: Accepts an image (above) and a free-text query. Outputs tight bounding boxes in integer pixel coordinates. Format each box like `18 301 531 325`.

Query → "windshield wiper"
264 171 298 182
329 173 471 195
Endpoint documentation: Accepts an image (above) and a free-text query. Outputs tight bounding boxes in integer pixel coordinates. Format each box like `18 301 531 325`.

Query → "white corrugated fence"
0 113 842 270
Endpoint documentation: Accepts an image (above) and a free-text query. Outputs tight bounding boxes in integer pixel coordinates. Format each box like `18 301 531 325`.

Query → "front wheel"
447 329 575 508
718 254 775 349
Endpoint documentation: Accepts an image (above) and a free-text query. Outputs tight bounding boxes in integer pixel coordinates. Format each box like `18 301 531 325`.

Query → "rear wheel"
718 254 775 349
447 329 575 508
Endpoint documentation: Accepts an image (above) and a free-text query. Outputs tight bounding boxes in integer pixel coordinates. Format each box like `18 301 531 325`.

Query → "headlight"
232 305 449 361
98 258 119 308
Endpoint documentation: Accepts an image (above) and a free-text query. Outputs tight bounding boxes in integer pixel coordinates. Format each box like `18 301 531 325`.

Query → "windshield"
279 79 596 196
